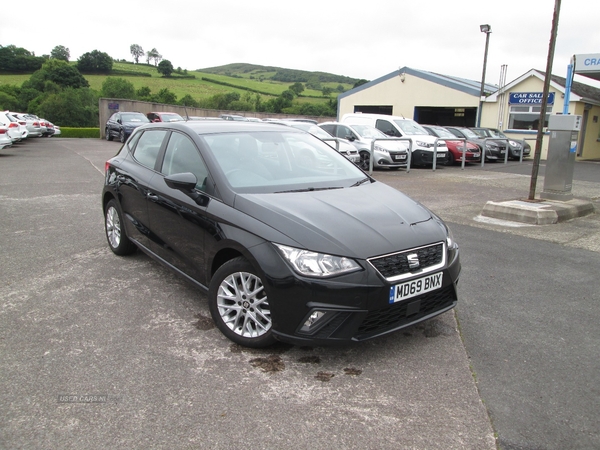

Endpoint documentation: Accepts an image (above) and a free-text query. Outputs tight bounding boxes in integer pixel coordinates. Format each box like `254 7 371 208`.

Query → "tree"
146 48 162 66
50 46 70 62
157 60 174 77
155 88 176 104
24 59 89 91
35 87 99 127
289 82 305 96
353 79 369 89
77 50 113 73
178 94 198 107
0 91 19 111
130 44 144 64
321 87 333 97
136 86 152 101
0 45 44 72
101 77 135 99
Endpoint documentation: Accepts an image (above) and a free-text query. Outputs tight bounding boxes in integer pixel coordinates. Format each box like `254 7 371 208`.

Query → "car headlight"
374 144 389 154
445 225 458 250
509 140 521 148
485 143 498 150
274 244 361 278
415 140 430 148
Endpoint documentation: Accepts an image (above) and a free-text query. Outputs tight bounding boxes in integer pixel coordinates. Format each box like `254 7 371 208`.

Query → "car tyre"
446 151 456 165
208 257 276 348
104 199 136 255
119 130 126 143
105 128 113 141
359 151 370 171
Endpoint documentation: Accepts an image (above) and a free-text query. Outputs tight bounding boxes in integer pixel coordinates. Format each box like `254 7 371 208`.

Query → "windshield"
461 128 480 139
201 131 366 193
487 129 506 138
160 113 184 122
428 127 457 139
393 119 428 135
349 124 387 139
288 122 332 140
122 113 149 123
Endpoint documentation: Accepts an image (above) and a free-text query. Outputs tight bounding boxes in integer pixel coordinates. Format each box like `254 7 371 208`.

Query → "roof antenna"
184 105 189 121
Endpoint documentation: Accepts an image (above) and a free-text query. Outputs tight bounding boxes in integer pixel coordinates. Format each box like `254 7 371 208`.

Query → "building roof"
338 66 498 101
486 69 600 106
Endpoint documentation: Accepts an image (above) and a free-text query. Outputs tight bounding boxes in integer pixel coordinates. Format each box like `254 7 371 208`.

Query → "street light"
476 24 492 127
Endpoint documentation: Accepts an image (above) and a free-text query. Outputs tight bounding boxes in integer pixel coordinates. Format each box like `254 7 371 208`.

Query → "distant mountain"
196 63 362 85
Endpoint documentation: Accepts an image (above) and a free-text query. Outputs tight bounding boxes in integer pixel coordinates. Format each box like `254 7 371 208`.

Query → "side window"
132 129 167 170
320 124 334 135
447 128 462 138
338 125 352 139
376 120 399 137
162 132 208 190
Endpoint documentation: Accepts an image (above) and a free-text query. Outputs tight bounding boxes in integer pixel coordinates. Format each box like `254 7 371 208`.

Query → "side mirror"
345 135 355 142
165 172 197 191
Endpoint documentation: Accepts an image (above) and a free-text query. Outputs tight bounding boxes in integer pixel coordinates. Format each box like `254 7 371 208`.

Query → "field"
0 61 358 106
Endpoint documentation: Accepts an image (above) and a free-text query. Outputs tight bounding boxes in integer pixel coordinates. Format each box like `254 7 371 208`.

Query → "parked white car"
0 111 27 142
341 113 448 166
10 112 42 138
0 126 12 149
319 122 408 171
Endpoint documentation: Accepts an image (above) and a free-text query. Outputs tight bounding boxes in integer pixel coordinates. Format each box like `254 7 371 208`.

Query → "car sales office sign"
509 92 555 105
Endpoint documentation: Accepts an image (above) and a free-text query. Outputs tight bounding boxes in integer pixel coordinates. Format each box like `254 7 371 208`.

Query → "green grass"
0 61 353 105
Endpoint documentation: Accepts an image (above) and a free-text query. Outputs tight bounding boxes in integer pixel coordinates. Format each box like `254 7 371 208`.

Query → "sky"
2 0 599 88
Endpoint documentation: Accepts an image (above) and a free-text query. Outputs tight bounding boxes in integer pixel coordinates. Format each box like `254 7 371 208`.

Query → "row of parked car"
104 111 530 170
0 110 60 150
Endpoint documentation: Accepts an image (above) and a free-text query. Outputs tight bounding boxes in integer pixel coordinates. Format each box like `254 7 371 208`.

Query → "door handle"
147 193 159 201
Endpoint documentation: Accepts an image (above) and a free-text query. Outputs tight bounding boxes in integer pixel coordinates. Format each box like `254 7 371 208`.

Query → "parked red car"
422 125 481 165
147 112 184 123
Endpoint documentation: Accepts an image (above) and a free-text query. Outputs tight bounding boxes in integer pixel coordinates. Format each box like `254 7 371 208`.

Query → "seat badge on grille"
407 253 420 269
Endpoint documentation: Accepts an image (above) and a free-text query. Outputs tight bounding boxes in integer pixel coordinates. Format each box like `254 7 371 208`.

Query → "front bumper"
374 150 407 168
254 241 461 346
411 149 448 166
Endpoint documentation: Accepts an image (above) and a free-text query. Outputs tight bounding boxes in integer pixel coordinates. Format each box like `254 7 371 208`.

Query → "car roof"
141 120 302 136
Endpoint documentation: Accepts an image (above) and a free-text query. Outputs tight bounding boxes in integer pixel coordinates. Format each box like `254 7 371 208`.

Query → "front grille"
368 243 444 281
356 285 456 338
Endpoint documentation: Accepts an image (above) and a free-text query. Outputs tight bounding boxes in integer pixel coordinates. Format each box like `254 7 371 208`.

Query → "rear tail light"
105 161 111 173
33 122 40 127
0 129 7 134
8 123 18 128
18 121 26 125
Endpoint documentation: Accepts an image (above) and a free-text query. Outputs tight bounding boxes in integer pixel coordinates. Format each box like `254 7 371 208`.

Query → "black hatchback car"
102 121 461 347
105 111 150 143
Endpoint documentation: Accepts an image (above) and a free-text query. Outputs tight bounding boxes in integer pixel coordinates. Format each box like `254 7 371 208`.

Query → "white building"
337 66 600 160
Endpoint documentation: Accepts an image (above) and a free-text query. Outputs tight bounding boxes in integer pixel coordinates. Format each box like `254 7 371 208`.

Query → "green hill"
0 60 361 104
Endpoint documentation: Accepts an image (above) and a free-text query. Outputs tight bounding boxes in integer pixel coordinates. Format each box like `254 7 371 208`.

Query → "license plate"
389 272 443 303
394 155 407 160
436 153 446 158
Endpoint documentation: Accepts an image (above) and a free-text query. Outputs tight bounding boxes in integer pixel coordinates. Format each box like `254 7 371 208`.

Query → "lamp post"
476 24 492 127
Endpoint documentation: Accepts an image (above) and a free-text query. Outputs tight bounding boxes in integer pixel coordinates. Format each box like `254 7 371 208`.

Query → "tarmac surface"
1 138 599 449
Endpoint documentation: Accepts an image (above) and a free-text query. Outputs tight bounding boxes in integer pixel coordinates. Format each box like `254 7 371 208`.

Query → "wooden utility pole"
528 0 562 200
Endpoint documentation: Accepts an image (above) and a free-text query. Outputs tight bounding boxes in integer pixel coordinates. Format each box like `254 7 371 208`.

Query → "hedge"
58 128 101 138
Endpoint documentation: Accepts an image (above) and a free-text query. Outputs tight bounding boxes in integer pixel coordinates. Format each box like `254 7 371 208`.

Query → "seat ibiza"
102 121 461 347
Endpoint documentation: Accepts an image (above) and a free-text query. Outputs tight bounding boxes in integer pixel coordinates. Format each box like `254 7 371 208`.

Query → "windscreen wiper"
275 186 343 193
350 177 371 187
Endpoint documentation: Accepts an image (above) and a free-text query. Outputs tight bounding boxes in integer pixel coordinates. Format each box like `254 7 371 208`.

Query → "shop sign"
509 92 555 105
574 53 600 74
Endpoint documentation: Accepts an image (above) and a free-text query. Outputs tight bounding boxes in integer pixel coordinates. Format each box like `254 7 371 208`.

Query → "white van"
341 113 448 166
